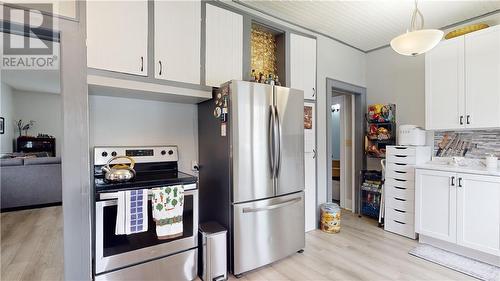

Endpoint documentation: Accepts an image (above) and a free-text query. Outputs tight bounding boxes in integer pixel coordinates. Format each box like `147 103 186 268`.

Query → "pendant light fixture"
390 0 443 56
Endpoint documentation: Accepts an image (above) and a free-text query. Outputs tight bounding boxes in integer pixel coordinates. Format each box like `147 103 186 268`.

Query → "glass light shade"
390 29 444 56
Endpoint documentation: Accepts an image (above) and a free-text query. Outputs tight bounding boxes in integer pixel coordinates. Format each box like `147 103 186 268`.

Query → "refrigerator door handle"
274 105 282 177
242 197 302 213
269 105 276 179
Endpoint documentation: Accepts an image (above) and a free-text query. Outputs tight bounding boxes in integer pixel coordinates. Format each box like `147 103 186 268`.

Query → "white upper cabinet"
456 174 500 256
464 26 500 129
154 0 201 84
290 34 317 100
205 4 243 87
425 37 464 130
425 25 500 130
87 0 148 76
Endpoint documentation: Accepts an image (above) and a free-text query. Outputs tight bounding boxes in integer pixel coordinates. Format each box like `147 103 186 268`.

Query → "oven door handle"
98 188 198 202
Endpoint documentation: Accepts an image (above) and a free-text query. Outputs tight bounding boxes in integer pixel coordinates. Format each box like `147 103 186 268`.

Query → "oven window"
102 195 194 257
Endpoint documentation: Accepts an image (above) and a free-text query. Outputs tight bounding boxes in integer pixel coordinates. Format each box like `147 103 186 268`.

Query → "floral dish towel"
151 185 184 239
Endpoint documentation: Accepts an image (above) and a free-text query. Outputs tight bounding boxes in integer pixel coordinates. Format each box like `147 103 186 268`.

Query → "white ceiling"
2 70 60 94
239 0 500 52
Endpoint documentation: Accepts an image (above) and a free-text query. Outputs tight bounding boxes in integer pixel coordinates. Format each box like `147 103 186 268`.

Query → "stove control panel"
93 146 178 165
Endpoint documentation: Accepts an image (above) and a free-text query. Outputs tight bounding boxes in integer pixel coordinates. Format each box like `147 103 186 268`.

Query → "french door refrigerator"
198 80 305 276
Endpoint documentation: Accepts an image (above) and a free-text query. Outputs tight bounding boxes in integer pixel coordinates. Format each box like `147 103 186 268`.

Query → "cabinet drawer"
385 184 415 200
387 162 414 173
385 195 415 212
386 207 414 224
385 178 415 189
387 146 416 156
387 154 416 165
386 169 415 181
385 218 416 239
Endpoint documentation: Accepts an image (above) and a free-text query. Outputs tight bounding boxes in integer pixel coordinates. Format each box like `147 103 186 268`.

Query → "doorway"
330 94 355 209
326 78 366 213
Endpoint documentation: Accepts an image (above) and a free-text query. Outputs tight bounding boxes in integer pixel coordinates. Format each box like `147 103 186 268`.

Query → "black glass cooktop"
94 170 197 193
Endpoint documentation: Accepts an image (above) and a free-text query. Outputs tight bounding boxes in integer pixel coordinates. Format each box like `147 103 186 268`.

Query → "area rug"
409 244 500 281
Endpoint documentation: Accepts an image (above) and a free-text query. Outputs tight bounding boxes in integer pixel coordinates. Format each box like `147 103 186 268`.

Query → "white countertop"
416 161 500 177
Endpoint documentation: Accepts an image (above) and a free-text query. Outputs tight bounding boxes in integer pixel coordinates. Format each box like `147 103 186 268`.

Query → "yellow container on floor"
320 203 341 233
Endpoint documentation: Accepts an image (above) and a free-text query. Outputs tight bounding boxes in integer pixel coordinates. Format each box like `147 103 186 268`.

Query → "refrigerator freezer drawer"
232 192 305 275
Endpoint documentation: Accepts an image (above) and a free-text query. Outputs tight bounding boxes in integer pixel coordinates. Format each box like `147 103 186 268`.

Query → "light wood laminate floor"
1 206 63 281
1 207 472 281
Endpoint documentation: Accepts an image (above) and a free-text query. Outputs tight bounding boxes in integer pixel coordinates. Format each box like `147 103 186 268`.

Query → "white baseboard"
419 235 500 267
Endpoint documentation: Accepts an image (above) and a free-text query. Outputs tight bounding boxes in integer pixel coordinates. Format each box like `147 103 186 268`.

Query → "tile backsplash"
434 130 500 158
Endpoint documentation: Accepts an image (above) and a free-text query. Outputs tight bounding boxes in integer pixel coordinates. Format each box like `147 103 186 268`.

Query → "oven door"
95 185 198 274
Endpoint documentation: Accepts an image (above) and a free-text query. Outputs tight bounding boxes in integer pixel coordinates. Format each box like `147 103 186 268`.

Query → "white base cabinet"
457 173 500 256
416 169 500 260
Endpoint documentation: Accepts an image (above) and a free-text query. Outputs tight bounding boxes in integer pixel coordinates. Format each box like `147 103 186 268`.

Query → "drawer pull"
395 171 407 174
394 147 407 150
394 209 406 213
394 197 406 201
393 220 406 225
394 186 406 190
394 178 407 182
395 155 408 158
394 163 407 166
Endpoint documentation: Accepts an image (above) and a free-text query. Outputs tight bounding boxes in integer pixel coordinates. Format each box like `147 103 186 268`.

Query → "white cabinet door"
87 0 148 76
415 169 457 243
465 25 500 129
304 102 316 232
290 34 317 100
154 0 201 84
457 174 500 256
425 37 464 130
205 4 242 87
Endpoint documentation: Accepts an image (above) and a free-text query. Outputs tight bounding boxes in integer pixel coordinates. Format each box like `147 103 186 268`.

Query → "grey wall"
366 47 425 127
0 83 14 153
89 95 198 173
59 1 92 279
12 90 63 155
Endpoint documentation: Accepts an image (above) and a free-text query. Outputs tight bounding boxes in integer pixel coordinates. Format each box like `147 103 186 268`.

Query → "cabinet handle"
458 177 463 188
140 56 144 72
451 176 455 186
313 148 316 159
159 60 162 76
466 115 470 125
312 88 315 97
459 116 464 125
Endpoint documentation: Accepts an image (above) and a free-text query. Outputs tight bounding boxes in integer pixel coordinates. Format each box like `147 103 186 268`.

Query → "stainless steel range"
93 146 198 281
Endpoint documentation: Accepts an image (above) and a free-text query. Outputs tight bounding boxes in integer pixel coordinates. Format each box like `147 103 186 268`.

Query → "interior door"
415 169 457 243
275 86 305 195
425 36 464 130
464 25 500 129
154 0 201 84
231 81 274 203
457 174 500 256
87 0 148 76
304 102 316 232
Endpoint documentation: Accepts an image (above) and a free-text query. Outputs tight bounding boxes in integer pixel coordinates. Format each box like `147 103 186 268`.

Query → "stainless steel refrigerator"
198 80 305 276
